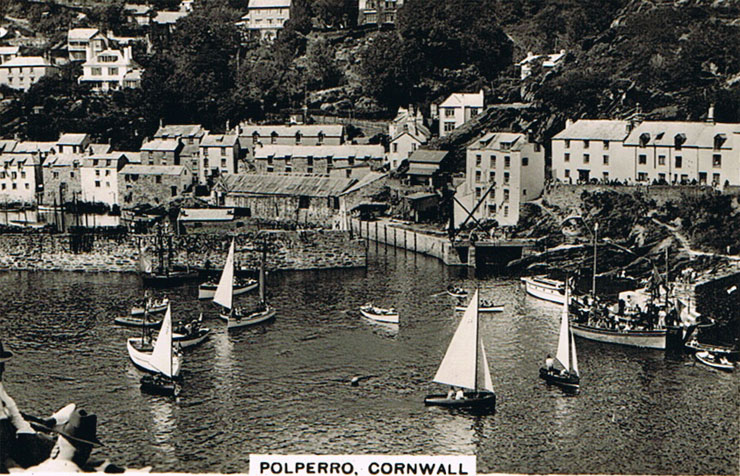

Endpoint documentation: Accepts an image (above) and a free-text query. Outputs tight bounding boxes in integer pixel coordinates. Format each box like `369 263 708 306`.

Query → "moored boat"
455 300 503 313
130 298 169 317
695 351 735 372
114 316 162 328
424 290 496 413
359 304 399 324
521 276 567 304
539 284 580 390
140 374 181 397
446 285 468 298
173 327 210 349
570 322 666 350
198 278 257 300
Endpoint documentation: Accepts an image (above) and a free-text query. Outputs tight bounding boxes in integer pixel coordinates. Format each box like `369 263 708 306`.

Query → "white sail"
433 290 479 391
139 250 153 274
555 285 571 371
478 340 494 393
213 239 235 310
569 331 579 376
150 304 174 378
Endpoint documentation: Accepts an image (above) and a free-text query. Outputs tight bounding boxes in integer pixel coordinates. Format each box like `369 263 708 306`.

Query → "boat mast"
592 222 598 298
473 288 479 393
157 225 164 276
259 237 266 303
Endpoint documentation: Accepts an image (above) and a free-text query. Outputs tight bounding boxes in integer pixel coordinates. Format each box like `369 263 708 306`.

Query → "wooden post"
393 227 397 248
414 231 417 253
404 229 407 249
384 225 387 244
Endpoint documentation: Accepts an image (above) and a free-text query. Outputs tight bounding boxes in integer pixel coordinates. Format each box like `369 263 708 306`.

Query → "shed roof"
201 134 239 147
219 173 354 197
57 133 88 145
240 124 344 138
140 138 181 152
408 149 449 164
0 56 54 68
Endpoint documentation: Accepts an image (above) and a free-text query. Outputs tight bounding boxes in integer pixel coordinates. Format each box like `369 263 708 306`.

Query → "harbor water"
0 245 737 474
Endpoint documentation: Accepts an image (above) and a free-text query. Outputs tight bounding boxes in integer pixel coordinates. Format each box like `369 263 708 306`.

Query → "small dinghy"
198 277 257 300
695 351 735 372
424 290 496 413
127 304 182 377
455 300 503 313
446 285 468 298
114 316 162 328
359 303 399 324
130 297 169 317
172 314 210 349
140 374 181 397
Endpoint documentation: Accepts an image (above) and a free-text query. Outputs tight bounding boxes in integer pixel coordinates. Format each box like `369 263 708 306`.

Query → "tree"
359 32 416 107
305 38 342 90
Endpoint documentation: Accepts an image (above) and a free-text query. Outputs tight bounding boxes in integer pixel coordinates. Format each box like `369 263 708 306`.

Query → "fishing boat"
521 276 567 304
695 351 735 372
424 290 496 412
129 297 169 317
127 304 182 378
447 285 468 298
214 239 275 330
570 321 666 349
198 241 258 299
455 299 503 313
359 304 399 324
139 229 198 287
172 314 211 349
539 284 580 389
113 316 162 328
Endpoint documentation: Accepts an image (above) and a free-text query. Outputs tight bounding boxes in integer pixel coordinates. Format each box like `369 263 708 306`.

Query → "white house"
79 44 142 92
198 134 240 183
252 144 384 178
67 28 108 62
0 152 42 205
387 105 430 169
436 90 484 137
518 50 566 80
454 131 545 228
80 152 129 205
243 0 291 40
0 56 57 91
358 0 404 26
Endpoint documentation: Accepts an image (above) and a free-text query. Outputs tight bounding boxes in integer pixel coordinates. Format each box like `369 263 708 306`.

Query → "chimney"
159 118 163 129
85 42 94 63
565 118 574 128
124 45 132 62
706 104 715 124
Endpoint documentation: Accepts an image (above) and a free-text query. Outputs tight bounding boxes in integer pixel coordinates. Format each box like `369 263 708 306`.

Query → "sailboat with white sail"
140 303 181 396
127 303 182 379
539 284 580 389
424 290 496 412
198 239 257 299
214 238 275 330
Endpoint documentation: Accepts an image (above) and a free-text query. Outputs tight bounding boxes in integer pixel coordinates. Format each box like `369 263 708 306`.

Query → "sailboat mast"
259 238 266 303
157 225 164 275
473 288 479 393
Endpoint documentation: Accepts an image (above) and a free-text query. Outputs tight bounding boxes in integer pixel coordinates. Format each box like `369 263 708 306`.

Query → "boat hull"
172 328 210 349
130 303 168 317
198 282 257 300
447 291 468 298
424 392 496 412
114 317 162 328
521 277 566 304
140 375 180 397
539 367 580 388
219 307 276 330
571 323 666 349
359 308 399 324
126 338 182 377
695 351 735 371
455 305 503 313
141 271 199 287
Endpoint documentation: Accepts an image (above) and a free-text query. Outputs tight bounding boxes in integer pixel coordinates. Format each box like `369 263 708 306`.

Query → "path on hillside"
649 217 740 261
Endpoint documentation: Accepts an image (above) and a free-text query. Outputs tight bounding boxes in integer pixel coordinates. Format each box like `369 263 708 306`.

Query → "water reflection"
430 414 476 453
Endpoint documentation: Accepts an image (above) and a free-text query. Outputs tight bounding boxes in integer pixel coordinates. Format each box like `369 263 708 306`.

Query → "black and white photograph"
0 0 738 473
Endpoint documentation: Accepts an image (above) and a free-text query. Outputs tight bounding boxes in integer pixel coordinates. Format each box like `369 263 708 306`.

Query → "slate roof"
407 150 449 164
218 173 354 197
57 133 88 145
254 144 383 159
240 124 344 138
552 119 630 141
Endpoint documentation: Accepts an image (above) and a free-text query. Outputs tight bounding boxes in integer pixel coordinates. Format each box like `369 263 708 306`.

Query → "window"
91 67 102 76
11 172 16 179
603 172 609 181
318 132 324 144
348 157 355 166
221 158 227 168
109 67 118 76
714 134 726 150
221 147 226 156
699 172 707 184
638 154 647 165
583 140 590 149
503 206 509 217
583 154 590 164
156 176 162 184
522 157 528 166
70 172 75 178
488 204 496 214
1 184 4 190
489 171 495 182
490 155 496 167
105 181 110 188
53 172 59 179
327 157 333 169
266 166 274 173
271 132 278 144
171 186 177 197
392 143 398 153
564 169 570 178
95 180 101 188
713 173 720 185
24 183 29 190
475 154 481 166
503 189 509 202
475 170 481 183
522 189 527 197
713 154 721 167
346 169 352 178
93 159 99 166
298 196 310 209
504 172 510 184
603 140 609 150
20 171 25 178
307 157 314 166
295 132 302 144
658 155 665 166
307 167 313 174
504 156 510 168
475 188 481 199
638 172 648 181
565 140 570 149
603 155 609 165
95 169 100 177
11 183 16 190
658 173 665 182
285 166 292 173
444 122 455 132
564 153 570 163
444 108 454 117
675 156 682 168
105 170 110 176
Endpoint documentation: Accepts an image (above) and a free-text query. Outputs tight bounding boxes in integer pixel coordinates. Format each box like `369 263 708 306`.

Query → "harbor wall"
0 230 366 273
542 183 740 212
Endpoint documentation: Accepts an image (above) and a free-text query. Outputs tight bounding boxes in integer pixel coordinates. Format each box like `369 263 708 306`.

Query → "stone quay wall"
0 230 366 273
542 183 740 212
